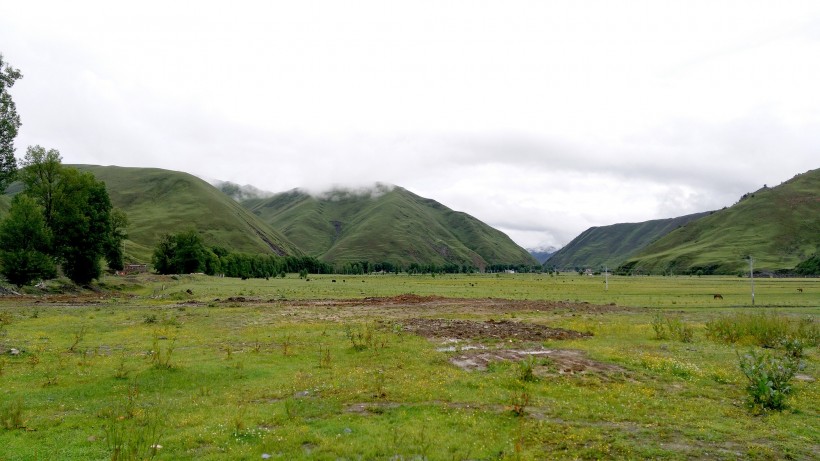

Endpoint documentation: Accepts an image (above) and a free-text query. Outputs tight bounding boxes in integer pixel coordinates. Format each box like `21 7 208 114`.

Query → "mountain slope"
620 168 820 275
547 211 711 270
243 185 537 270
74 165 301 263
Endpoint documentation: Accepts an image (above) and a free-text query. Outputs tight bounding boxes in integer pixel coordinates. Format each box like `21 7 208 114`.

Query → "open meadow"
0 273 817 460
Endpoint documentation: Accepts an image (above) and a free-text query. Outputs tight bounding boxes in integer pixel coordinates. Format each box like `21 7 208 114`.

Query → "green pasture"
0 274 817 460
106 272 818 309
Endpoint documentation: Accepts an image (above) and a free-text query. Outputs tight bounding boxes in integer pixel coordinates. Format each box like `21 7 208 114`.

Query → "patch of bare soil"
450 348 627 378
401 318 591 341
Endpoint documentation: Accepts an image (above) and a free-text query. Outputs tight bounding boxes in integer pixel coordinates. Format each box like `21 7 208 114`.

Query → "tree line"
152 230 331 278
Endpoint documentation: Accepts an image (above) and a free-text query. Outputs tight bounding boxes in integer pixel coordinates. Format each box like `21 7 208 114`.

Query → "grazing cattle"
797 288 803 293
713 294 723 300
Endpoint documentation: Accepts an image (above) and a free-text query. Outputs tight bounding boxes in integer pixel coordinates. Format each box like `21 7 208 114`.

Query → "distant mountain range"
3 164 816 275
527 247 558 264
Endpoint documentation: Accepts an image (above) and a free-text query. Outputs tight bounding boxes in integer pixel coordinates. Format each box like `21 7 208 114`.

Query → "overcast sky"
2 1 818 249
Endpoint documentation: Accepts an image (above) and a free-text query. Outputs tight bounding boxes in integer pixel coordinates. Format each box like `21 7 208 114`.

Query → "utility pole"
604 265 609 291
749 256 755 306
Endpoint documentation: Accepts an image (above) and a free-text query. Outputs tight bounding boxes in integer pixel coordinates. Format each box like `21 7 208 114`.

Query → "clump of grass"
149 333 176 369
114 349 131 380
738 350 804 412
318 345 331 368
510 385 530 417
651 313 694 342
0 311 12 336
1 397 25 430
345 323 373 351
281 334 294 356
517 356 538 382
103 403 164 461
372 368 387 398
68 325 88 352
706 312 818 348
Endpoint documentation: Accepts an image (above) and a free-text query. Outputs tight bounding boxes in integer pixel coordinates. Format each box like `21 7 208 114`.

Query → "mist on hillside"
314 183 396 201
213 180 274 202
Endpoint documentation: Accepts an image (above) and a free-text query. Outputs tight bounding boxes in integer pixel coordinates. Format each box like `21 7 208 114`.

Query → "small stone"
262 454 272 459
9 348 20 356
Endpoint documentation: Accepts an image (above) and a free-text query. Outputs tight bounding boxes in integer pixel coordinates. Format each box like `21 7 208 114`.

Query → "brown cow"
713 294 723 300
797 288 803 293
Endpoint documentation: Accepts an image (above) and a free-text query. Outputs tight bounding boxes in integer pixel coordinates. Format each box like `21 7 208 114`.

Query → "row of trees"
152 230 331 278
331 261 545 275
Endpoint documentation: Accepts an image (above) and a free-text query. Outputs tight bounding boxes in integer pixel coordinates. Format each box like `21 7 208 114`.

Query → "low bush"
738 350 803 411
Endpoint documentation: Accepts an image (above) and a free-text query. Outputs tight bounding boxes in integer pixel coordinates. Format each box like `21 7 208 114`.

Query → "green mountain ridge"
242 185 538 270
72 165 301 263
547 211 712 270
619 168 820 275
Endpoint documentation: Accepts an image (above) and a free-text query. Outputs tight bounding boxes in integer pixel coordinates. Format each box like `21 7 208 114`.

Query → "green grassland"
622 168 820 275
72 166 301 263
243 186 537 269
1 274 817 460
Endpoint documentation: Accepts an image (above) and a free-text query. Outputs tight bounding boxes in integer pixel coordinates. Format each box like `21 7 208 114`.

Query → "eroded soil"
450 348 627 377
400 317 591 341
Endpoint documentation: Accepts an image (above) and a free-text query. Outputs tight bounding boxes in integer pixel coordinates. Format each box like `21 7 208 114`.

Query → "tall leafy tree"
0 195 56 286
19 145 63 225
49 168 114 284
0 53 22 192
17 149 127 285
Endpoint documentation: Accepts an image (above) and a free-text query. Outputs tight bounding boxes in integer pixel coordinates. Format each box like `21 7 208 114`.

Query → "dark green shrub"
738 350 803 411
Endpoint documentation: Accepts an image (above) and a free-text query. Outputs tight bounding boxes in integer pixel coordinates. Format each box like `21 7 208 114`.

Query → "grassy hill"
619 168 820 275
243 185 538 270
547 211 711 270
73 165 301 263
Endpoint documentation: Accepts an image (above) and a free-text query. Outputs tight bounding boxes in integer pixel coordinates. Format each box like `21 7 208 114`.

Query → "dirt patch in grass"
449 348 626 378
401 318 591 341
